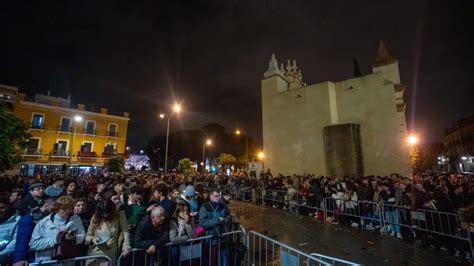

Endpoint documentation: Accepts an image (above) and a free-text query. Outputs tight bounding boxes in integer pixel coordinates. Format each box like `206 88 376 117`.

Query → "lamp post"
202 139 212 173
160 103 181 174
257 151 265 171
235 129 249 172
71 115 83 156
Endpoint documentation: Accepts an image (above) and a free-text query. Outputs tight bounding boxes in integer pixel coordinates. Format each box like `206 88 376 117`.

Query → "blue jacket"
11 208 46 263
0 211 20 263
199 201 230 238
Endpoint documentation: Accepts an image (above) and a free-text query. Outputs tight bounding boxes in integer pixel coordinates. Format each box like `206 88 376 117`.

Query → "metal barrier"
380 204 474 255
246 230 332 266
117 224 247 266
309 253 361 266
29 254 112 266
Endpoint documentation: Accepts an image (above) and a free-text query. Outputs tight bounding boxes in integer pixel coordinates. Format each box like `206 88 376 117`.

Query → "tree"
105 156 125 173
411 146 438 174
178 158 192 173
0 104 30 172
217 153 237 166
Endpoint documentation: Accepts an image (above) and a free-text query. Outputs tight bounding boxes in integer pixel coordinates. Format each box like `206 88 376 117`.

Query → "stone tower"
261 42 412 177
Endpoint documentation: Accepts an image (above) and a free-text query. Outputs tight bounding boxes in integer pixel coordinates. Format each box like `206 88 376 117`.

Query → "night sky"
1 1 473 150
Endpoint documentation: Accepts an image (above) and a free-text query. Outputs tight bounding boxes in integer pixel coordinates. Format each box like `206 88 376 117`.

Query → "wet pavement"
228 200 472 266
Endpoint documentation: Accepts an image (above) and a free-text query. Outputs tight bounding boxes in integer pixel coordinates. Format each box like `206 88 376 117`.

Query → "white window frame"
28 137 41 150
85 120 96 133
30 112 46 127
55 139 69 153
59 116 72 131
82 141 94 152
108 123 118 135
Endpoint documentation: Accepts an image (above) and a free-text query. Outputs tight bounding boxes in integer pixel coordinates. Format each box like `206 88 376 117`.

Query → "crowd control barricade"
117 224 247 266
29 254 112 266
323 197 383 226
246 230 332 266
309 253 361 266
380 204 474 255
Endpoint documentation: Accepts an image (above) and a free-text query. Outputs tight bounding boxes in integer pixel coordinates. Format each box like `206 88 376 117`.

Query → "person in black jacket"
17 182 45 216
133 206 169 259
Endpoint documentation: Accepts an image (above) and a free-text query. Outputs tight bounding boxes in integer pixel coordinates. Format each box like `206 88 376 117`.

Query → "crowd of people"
0 169 472 264
0 173 243 266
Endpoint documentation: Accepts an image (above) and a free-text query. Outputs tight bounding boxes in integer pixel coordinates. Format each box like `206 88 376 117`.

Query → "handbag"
51 213 87 260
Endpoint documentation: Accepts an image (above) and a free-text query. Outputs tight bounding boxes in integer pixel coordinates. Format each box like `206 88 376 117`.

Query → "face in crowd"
210 191 221 203
31 187 44 198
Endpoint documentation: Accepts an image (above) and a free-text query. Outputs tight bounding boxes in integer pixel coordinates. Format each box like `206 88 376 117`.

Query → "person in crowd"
9 189 23 210
199 189 231 265
169 203 195 266
86 199 131 266
379 182 402 238
179 185 202 223
74 198 90 230
120 186 145 244
17 182 46 216
12 197 56 266
113 180 126 205
0 192 21 264
133 206 169 259
62 180 79 197
29 196 85 263
147 183 174 218
44 177 65 197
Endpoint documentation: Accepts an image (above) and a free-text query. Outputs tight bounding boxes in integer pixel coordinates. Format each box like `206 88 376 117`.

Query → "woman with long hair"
85 199 130 265
169 203 195 266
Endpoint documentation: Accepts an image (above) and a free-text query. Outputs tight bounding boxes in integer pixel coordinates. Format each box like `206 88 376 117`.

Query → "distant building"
126 154 150 171
261 41 411 177
0 84 18 111
443 116 474 172
9 88 130 176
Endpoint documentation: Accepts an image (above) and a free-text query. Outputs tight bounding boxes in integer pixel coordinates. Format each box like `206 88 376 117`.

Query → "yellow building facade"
13 92 130 175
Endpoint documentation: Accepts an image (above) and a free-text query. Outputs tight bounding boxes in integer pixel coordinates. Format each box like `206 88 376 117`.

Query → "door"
82 142 93 152
57 140 68 155
60 117 71 132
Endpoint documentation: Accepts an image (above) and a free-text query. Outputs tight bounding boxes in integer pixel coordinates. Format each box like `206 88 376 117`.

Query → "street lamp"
202 139 212 173
71 115 83 157
235 129 249 171
407 135 418 145
160 103 181 174
257 151 265 170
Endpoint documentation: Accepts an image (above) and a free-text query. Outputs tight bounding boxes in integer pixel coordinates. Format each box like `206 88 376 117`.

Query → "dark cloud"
1 0 473 149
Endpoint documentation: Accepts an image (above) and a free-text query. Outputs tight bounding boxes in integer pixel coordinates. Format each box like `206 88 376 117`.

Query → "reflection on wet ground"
228 200 470 266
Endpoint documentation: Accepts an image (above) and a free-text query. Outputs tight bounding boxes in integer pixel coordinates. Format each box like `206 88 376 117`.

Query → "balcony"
106 131 118 137
57 125 72 133
77 151 98 157
29 123 45 130
102 150 117 158
51 150 69 157
83 128 96 135
24 148 42 156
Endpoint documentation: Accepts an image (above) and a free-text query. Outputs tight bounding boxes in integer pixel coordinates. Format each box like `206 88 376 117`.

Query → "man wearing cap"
17 183 45 216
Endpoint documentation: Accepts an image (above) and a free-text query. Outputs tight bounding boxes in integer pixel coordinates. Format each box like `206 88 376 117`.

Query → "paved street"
228 200 470 266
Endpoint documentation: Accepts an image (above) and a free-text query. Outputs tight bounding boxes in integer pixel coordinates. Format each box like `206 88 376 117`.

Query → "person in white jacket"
29 196 85 263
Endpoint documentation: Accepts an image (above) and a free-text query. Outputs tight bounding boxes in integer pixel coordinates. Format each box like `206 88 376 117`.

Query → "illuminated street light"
235 129 249 171
257 152 265 160
407 135 418 145
202 139 212 173
161 103 183 173
74 115 83 122
126 146 130 150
